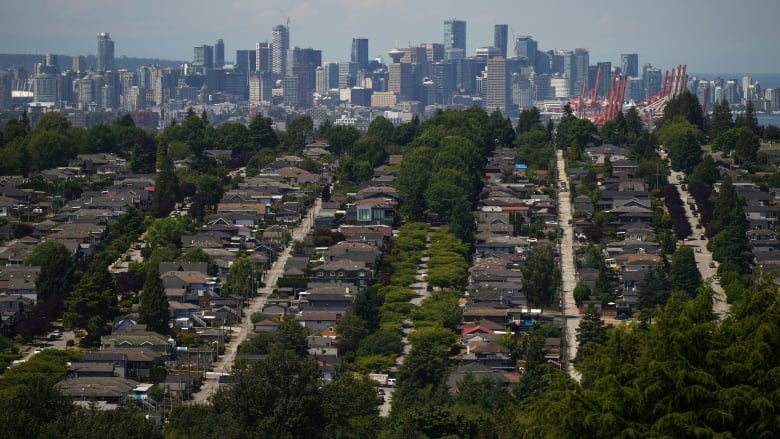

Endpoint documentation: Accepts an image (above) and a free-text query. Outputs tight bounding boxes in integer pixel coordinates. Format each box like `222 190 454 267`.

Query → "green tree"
516 106 544 133
63 269 117 339
709 225 753 274
366 115 395 141
321 374 382 439
486 108 515 147
397 146 433 220
637 264 672 319
212 349 324 439
657 119 703 173
688 154 720 187
709 175 748 237
573 283 591 307
709 99 733 141
150 149 178 218
732 126 761 165
139 268 170 334
555 116 596 150
335 310 368 351
3 118 29 143
24 129 77 172
273 318 310 357
574 304 608 365
324 124 360 156
34 111 71 132
669 245 702 297
248 114 280 151
433 135 483 195
356 330 403 358
660 90 704 129
223 253 256 299
521 244 559 308
736 100 760 135
424 168 471 224
24 241 74 307
283 114 313 154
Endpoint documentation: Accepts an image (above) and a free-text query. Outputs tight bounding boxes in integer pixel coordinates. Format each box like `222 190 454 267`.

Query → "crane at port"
567 63 688 126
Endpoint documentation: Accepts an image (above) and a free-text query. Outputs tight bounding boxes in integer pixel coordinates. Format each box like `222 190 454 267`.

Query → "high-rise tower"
494 25 508 58
214 39 225 68
621 53 638 77
486 57 509 114
388 48 412 101
272 24 290 77
255 42 271 73
193 45 214 69
97 32 114 71
514 36 537 67
443 19 466 54
351 38 369 72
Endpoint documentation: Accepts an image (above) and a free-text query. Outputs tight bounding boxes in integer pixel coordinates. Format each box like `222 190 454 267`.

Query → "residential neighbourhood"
2 95 780 437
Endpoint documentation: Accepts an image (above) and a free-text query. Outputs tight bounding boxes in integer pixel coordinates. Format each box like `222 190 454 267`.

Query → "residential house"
58 376 139 407
295 310 343 333
308 260 373 286
348 198 397 226
446 363 514 393
584 144 629 165
101 327 173 357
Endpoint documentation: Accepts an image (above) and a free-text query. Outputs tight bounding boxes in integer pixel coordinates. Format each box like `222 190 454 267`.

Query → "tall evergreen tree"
709 99 733 141
248 113 280 151
151 149 178 218
670 245 702 298
709 175 748 236
575 304 609 365
521 244 559 307
139 268 170 334
24 241 74 308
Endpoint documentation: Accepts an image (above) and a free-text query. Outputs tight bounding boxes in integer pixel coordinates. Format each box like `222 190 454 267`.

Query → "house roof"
57 377 139 399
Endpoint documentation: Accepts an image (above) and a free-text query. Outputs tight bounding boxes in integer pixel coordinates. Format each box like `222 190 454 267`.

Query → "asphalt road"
192 198 322 403
668 169 729 318
556 150 582 382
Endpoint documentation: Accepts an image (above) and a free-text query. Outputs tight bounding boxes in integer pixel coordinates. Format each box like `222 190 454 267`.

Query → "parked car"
709 262 716 268
615 313 629 320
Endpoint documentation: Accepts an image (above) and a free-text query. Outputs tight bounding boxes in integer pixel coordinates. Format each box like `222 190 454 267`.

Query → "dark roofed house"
308 260 373 286
58 376 139 407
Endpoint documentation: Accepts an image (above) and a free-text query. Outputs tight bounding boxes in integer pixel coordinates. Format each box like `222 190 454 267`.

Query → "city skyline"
0 0 779 74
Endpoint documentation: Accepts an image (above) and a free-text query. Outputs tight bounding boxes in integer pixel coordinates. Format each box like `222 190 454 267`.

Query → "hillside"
0 54 183 71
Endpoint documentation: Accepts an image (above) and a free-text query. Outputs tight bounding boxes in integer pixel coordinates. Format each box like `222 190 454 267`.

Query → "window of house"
358 208 371 221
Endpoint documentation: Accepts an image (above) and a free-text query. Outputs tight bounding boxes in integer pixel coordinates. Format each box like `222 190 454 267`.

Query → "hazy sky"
2 0 779 74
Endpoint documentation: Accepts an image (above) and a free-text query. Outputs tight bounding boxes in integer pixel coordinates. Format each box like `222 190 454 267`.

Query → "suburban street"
556 150 581 382
192 197 322 403
668 169 729 318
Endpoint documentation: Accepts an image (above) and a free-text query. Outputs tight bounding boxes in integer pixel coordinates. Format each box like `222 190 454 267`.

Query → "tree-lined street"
556 149 581 382
192 198 322 403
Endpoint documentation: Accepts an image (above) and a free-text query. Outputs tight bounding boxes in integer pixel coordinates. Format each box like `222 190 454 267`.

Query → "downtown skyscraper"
214 39 225 68
443 19 466 59
272 24 290 77
351 38 369 72
494 24 508 58
97 32 114 71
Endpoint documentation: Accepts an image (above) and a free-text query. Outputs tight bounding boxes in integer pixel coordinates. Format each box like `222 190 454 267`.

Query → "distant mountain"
0 54 183 72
